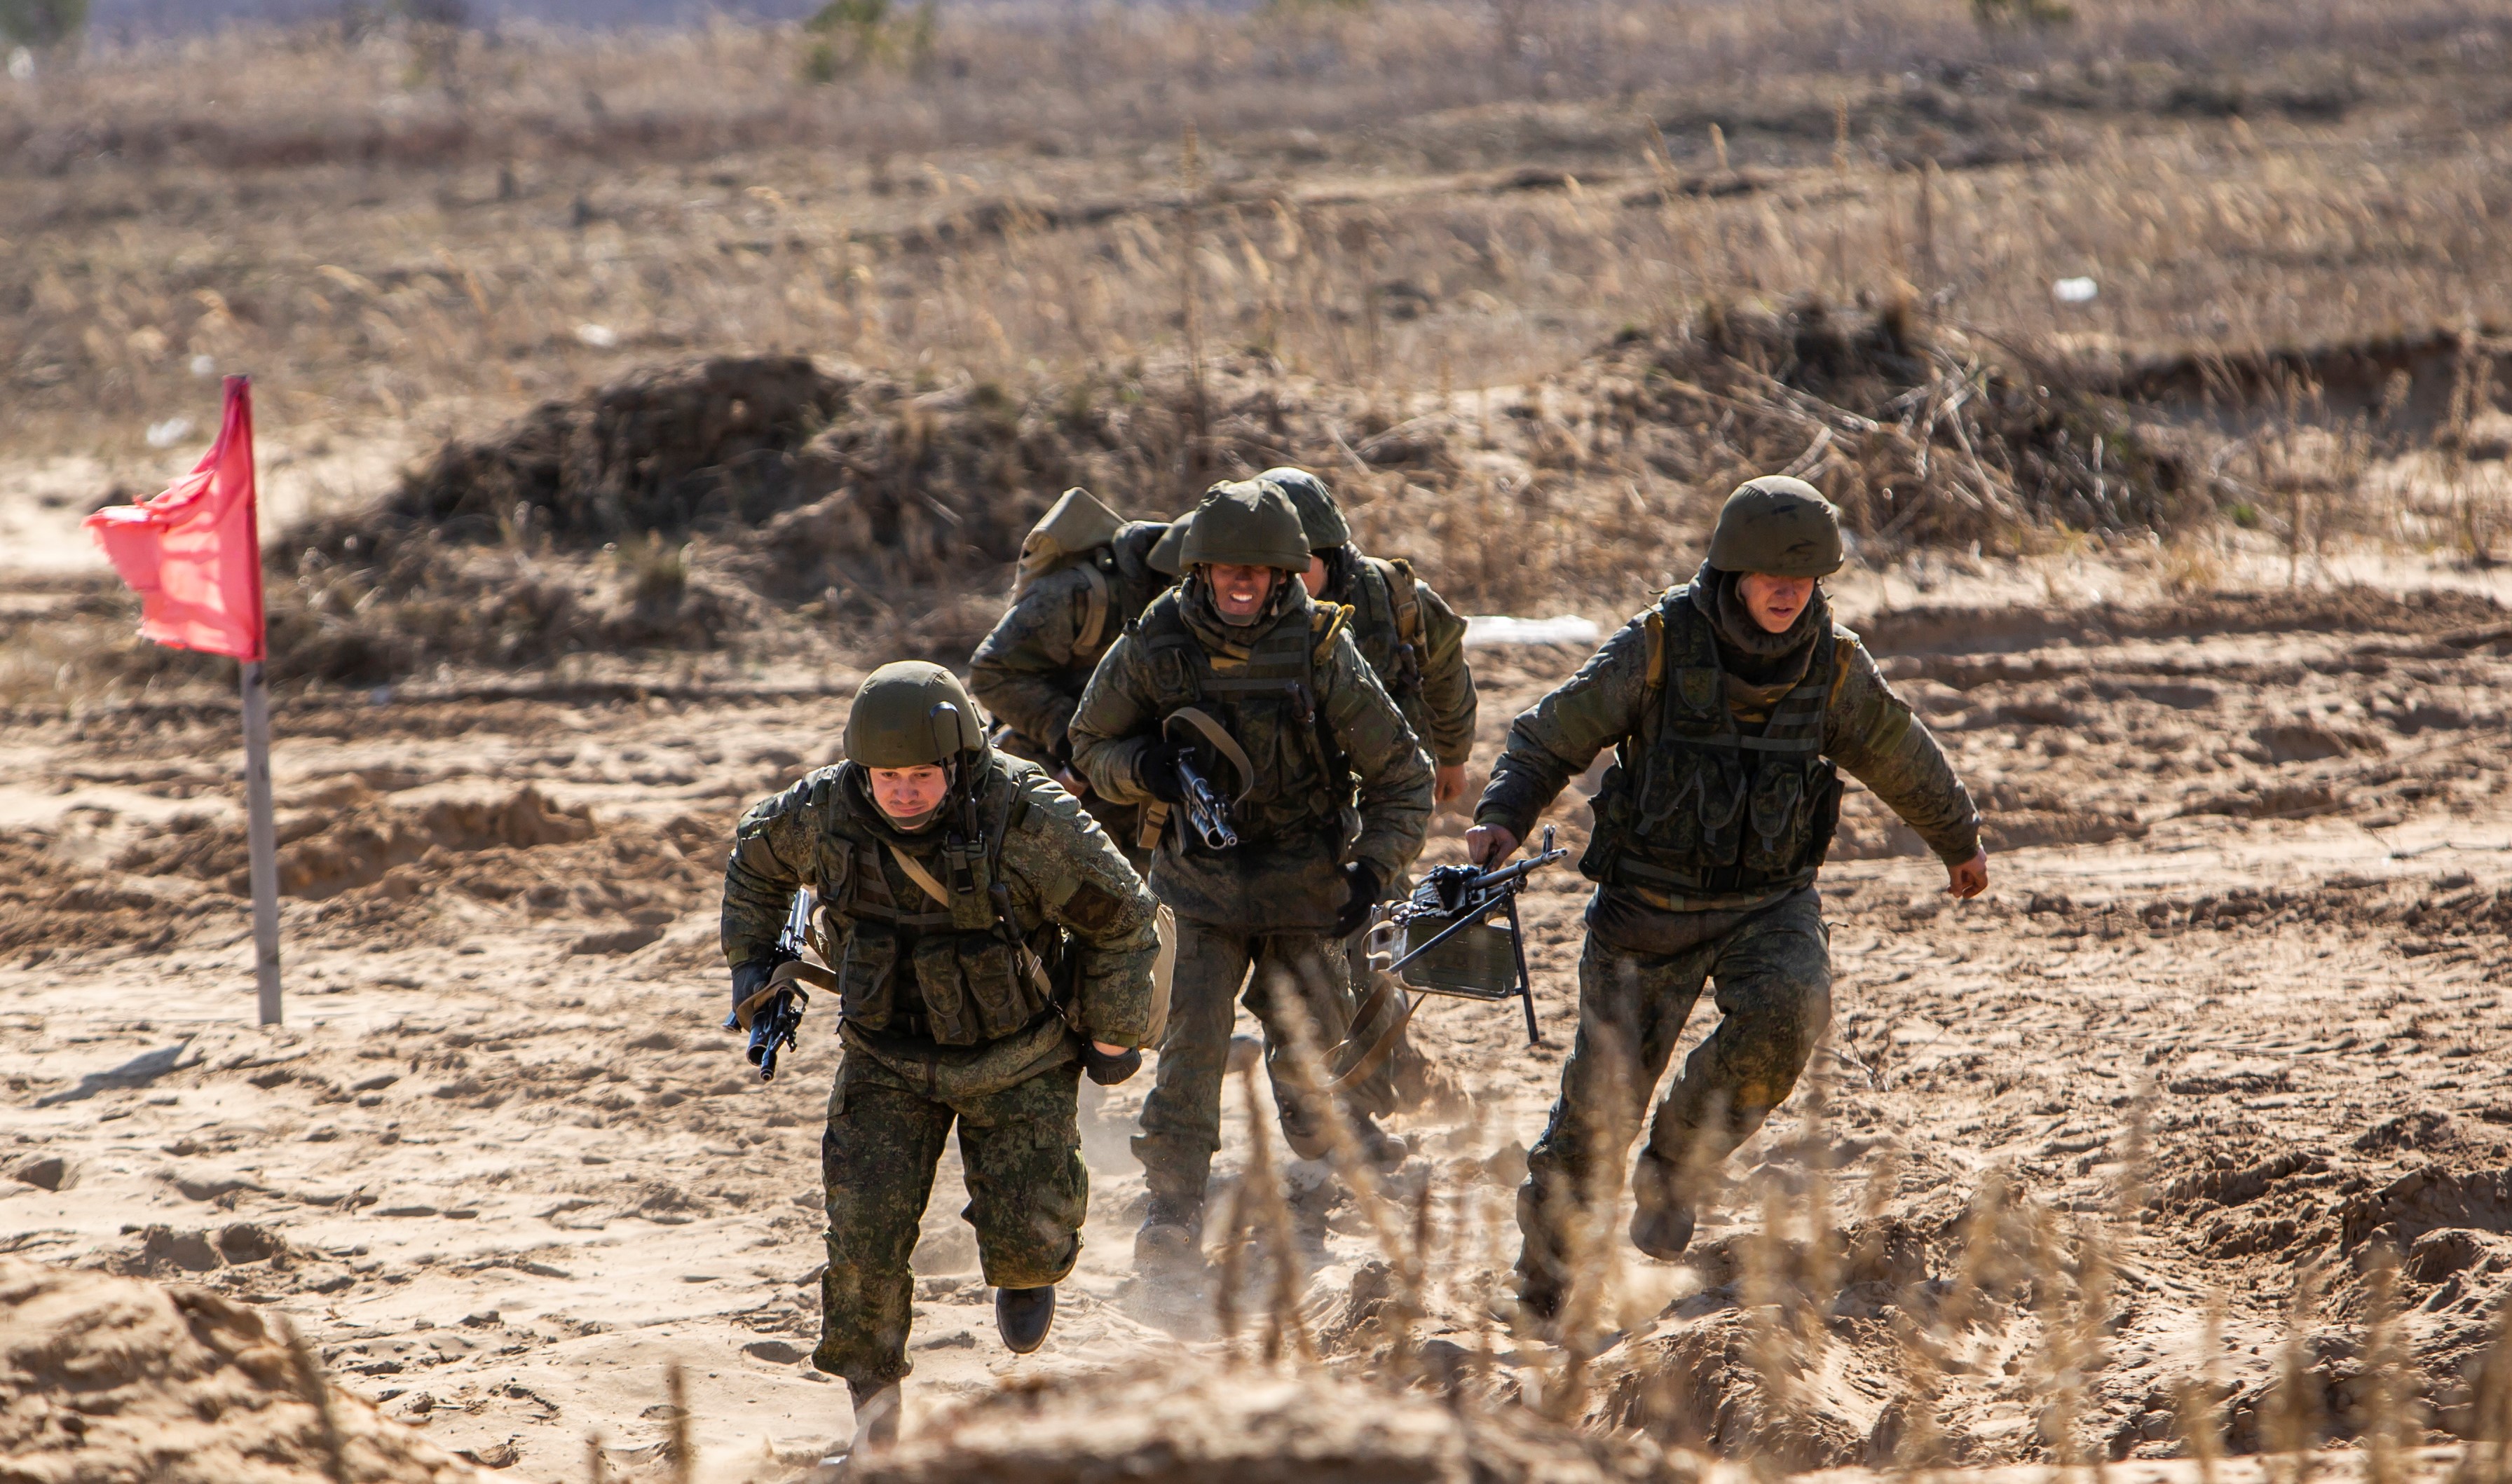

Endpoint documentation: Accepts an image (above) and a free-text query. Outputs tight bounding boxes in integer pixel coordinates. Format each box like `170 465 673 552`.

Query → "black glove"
1079 1041 1142 1086
729 960 775 1027
1331 861 1384 940
1140 744 1189 805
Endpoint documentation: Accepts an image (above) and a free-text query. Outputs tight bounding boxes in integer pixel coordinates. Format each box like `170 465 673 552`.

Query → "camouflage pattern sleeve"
1822 631 1983 864
1411 577 1479 768
1003 771 1161 1049
967 566 1093 755
1473 612 1656 842
720 771 829 968
1065 631 1165 805
1319 626 1435 882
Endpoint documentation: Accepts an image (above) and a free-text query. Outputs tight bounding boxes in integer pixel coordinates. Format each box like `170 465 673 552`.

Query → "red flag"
84 376 267 662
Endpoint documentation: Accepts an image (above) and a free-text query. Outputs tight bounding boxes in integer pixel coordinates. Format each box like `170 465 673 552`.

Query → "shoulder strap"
1372 557 1424 647
1074 560 1113 656
1309 601 1354 668
887 844 953 907
1642 608 1667 694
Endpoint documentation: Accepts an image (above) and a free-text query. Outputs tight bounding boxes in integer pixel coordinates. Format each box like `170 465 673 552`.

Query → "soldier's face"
1301 554 1329 598
1738 572 1817 633
868 764 950 825
1205 563 1278 619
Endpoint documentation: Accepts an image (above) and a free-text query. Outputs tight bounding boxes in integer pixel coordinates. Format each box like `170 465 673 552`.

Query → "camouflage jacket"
1067 577 1435 930
1321 547 1477 769
967 522 1173 762
721 752 1159 1094
1477 586 1979 919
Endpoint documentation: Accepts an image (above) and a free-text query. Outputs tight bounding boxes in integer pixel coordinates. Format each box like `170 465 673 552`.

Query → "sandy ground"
5 549 2511 1481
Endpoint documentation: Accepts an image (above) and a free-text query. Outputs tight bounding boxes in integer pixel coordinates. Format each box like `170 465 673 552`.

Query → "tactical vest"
1131 586 1354 854
1063 523 1173 679
1339 555 1427 722
805 760 1064 1047
1578 590 1845 901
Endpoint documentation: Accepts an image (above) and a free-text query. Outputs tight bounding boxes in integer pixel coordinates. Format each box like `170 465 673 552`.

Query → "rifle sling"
1163 706 1258 803
735 977 816 1031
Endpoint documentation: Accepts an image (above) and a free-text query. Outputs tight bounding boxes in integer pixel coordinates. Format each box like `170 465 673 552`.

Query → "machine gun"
721 889 813 1082
1173 750 1240 851
1379 827 1569 1045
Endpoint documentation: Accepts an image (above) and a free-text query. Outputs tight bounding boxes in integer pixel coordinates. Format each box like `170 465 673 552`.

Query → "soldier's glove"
729 960 776 1029
1331 861 1384 940
1140 743 1189 805
1079 1041 1143 1087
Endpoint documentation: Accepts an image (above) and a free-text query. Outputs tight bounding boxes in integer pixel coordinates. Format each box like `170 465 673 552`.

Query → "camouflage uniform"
1314 545 1476 775
968 521 1173 868
1069 574 1434 1212
1475 568 1979 1304
721 751 1157 1394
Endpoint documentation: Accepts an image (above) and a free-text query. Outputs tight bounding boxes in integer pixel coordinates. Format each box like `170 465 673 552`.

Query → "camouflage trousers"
1515 888 1831 1298
1133 919 1397 1210
813 1050 1086 1390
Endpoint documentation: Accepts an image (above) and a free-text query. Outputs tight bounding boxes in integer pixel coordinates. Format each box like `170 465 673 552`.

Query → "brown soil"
3 570 2509 1479
0 1256 479 1484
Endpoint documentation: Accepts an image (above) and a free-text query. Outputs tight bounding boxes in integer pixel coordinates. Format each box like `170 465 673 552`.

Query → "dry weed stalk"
2359 1247 2408 1484
584 1429 608 1484
2173 1297 2227 1484
1232 1058 1313 1366
278 1316 352 1484
2265 1261 2326 1484
664 1360 695 1484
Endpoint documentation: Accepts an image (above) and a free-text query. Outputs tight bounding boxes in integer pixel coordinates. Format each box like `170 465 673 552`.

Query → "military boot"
1353 1113 1409 1170
1627 1149 1698 1260
848 1380 901 1450
995 1285 1056 1354
1133 1193 1204 1266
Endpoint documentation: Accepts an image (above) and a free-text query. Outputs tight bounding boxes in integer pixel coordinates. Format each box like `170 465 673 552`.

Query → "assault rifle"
721 890 812 1082
1173 750 1240 851
1381 826 1569 1045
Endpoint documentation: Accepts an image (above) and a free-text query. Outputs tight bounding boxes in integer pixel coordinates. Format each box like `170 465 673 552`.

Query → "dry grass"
6 1 2511 464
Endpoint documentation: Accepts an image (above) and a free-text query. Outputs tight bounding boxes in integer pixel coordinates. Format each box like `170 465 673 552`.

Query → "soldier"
1462 476 1988 1323
1262 467 1477 807
721 661 1158 1447
969 488 1177 869
1068 479 1436 1263
1261 467 1477 1106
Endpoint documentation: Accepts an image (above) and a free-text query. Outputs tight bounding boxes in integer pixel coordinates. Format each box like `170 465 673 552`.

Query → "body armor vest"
807 760 1063 1047
1578 591 1845 900
1132 588 1352 856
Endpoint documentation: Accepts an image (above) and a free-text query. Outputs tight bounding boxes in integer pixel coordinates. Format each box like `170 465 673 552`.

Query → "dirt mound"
2109 327 2512 442
382 356 848 544
1558 298 2209 552
0 1256 477 1484
855 1364 1693 1484
238 303 2253 686
114 786 597 901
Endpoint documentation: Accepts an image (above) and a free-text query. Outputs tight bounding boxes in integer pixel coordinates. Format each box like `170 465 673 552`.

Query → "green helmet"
1705 475 1844 578
1178 479 1309 572
844 661 985 768
1147 512 1191 577
1258 466 1349 550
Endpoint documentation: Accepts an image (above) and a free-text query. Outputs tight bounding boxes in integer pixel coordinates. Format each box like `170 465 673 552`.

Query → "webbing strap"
1163 706 1258 803
887 844 954 907
1327 987 1419 1094
1075 561 1112 657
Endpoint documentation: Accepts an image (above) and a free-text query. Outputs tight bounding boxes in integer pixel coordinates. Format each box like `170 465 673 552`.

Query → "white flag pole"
240 657 282 1025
